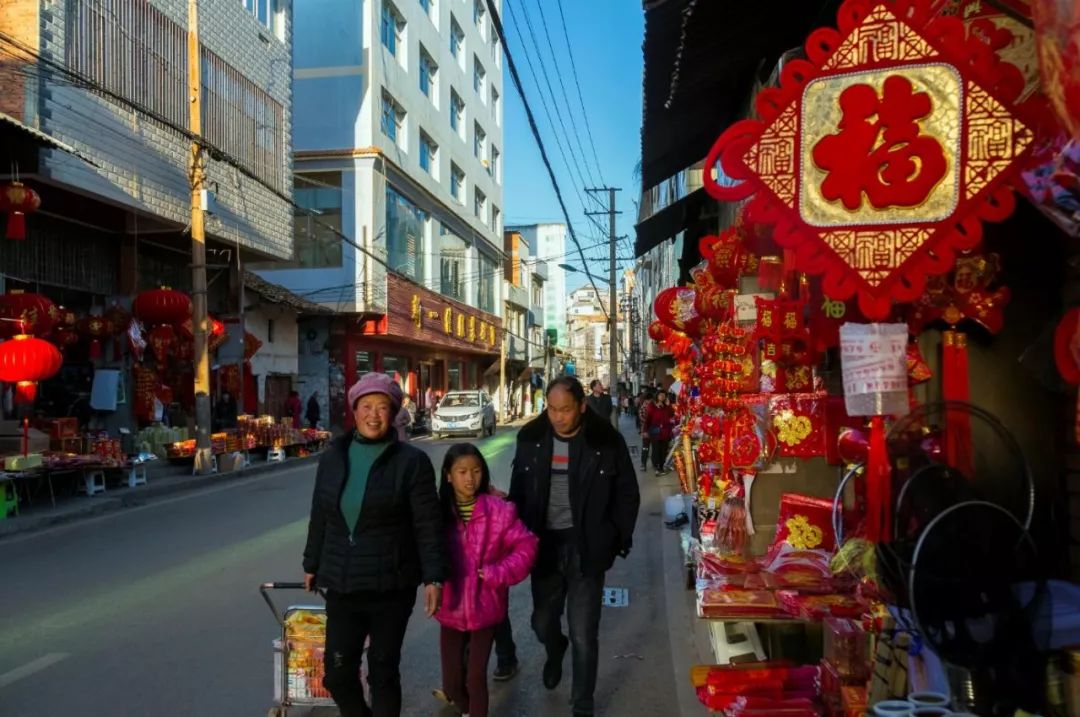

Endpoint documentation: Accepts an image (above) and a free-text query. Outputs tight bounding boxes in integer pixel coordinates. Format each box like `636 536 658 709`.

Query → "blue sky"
499 0 643 290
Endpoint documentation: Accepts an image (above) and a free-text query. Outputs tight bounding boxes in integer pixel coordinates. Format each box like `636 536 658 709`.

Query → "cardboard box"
0 421 49 457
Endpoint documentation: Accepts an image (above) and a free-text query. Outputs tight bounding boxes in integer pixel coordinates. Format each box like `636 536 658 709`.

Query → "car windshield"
441 394 479 408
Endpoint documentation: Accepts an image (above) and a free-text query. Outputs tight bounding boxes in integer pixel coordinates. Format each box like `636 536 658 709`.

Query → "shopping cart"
260 581 336 717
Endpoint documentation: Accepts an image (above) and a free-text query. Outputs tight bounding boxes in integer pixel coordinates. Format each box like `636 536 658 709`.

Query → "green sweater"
341 436 392 534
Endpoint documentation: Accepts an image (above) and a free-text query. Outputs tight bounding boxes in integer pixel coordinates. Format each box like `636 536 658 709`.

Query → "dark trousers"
640 437 650 469
440 625 496 717
530 537 605 715
323 587 415 717
493 612 516 667
651 438 670 471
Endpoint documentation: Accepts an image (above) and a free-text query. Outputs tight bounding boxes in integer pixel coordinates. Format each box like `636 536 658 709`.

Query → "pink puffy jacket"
436 493 538 631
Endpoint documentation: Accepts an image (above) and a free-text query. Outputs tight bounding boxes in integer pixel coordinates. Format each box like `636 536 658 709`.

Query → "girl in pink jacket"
433 443 538 717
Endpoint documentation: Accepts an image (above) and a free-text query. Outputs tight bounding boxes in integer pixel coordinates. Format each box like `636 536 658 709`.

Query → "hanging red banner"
704 0 1034 319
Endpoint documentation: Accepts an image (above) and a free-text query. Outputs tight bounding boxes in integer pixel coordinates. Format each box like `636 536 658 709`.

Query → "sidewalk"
0 451 320 541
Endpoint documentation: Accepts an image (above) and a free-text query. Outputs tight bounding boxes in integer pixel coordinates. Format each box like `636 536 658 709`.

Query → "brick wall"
0 0 39 121
34 0 293 260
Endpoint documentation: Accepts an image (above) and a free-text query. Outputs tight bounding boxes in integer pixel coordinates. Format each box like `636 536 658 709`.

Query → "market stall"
653 1 1080 715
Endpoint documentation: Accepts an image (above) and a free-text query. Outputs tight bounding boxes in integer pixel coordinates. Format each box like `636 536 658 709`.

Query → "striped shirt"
457 497 477 524
546 435 574 530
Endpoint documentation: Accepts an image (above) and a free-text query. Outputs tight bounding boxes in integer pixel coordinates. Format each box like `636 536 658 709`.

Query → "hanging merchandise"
50 327 80 351
148 324 177 365
0 291 59 338
654 286 702 337
0 181 41 241
127 318 147 363
769 392 827 458
0 334 63 403
132 287 191 326
703 0 1033 319
1031 0 1080 138
77 315 113 362
104 303 130 359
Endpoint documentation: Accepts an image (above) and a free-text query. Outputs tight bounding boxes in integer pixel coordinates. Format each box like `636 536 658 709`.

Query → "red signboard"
384 274 501 354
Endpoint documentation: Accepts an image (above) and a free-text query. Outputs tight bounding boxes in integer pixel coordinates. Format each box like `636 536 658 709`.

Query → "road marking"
0 653 69 688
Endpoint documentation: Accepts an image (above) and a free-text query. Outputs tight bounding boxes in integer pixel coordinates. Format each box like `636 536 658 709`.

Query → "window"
490 145 500 181
478 253 496 314
419 49 437 99
242 0 278 32
383 355 410 387
473 56 485 95
380 92 405 146
450 17 464 62
473 122 486 161
474 187 487 222
267 319 275 343
419 132 438 177
293 172 344 268
419 0 432 18
439 225 468 301
450 163 465 202
491 205 501 234
490 86 500 119
448 361 464 391
380 2 404 57
386 186 427 283
473 0 486 35
450 90 465 136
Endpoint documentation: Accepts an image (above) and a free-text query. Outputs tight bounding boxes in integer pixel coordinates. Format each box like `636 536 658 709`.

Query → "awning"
634 185 708 257
0 112 97 166
640 0 836 190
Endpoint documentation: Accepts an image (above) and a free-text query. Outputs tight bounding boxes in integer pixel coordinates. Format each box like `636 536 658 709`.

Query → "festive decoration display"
0 291 59 338
704 0 1032 319
0 334 62 403
0 181 41 241
148 324 177 365
77 315 113 361
132 287 191 326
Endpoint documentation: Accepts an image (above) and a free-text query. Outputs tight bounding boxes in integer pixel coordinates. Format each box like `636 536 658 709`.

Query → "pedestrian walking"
644 391 675 476
302 373 445 717
509 376 641 717
395 394 415 442
306 392 320 429
285 390 302 429
584 379 613 420
432 444 538 717
637 390 655 470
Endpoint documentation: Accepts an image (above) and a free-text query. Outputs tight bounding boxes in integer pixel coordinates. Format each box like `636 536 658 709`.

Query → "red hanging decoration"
941 330 974 479
865 415 892 543
78 315 113 362
132 287 191 326
148 324 177 364
653 286 702 337
104 303 130 359
1031 0 1080 138
703 0 1033 319
50 327 80 351
0 181 41 241
0 334 63 403
0 290 59 338
207 317 228 353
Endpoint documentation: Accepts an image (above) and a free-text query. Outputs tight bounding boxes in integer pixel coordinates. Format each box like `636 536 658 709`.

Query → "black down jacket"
303 432 446 593
509 409 640 577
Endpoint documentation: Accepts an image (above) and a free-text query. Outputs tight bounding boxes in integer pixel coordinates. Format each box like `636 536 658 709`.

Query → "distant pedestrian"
215 390 238 430
637 390 655 469
432 444 537 717
396 394 415 442
285 390 302 429
644 391 675 476
584 379 613 420
303 373 445 717
306 393 320 429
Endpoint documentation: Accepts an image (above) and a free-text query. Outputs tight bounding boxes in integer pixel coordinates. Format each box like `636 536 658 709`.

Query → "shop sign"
704 0 1034 319
411 292 498 348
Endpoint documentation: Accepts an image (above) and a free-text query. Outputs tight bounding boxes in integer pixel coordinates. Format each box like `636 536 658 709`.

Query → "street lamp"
558 264 611 284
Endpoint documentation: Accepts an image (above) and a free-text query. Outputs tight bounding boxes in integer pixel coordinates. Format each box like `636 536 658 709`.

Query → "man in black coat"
585 379 614 422
303 372 444 717
509 376 640 717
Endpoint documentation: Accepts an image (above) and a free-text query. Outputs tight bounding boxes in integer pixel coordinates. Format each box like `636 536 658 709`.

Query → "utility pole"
188 0 213 474
586 187 621 427
498 328 507 423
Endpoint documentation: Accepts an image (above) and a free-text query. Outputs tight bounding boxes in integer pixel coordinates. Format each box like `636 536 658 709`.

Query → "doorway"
264 375 292 420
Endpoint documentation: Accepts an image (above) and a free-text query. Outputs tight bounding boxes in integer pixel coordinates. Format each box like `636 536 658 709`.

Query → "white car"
432 390 496 439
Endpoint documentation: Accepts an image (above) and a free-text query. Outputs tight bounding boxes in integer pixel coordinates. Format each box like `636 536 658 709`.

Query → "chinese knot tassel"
88 338 102 361
5 212 27 241
942 330 974 479
14 381 37 404
865 416 892 543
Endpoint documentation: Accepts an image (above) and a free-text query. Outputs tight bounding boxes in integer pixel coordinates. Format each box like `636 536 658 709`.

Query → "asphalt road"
0 419 681 716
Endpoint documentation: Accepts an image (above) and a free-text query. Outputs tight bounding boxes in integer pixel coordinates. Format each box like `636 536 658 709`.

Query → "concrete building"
502 228 547 418
506 222 567 347
566 285 623 387
257 0 505 418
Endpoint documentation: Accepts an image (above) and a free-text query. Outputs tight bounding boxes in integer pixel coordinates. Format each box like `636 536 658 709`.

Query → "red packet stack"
765 493 837 561
694 662 822 714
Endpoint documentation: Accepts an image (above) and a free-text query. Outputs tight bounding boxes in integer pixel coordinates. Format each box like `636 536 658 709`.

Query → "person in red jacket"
285 390 302 428
644 390 675 475
433 443 538 717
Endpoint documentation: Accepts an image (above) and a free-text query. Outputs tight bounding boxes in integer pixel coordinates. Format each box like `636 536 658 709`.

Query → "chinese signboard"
389 274 500 352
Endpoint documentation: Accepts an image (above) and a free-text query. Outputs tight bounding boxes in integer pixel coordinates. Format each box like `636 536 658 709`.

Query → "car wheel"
475 428 484 439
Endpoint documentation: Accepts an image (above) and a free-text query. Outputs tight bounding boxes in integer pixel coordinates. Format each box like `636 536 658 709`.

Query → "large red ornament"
78 315 113 361
0 334 62 403
0 182 41 241
0 291 59 338
704 0 1033 319
653 286 701 337
133 288 191 326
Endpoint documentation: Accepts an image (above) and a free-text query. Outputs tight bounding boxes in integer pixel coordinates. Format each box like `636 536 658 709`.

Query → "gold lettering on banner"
443 307 452 334
469 316 477 342
965 82 1033 199
456 313 466 337
822 6 936 70
410 295 422 329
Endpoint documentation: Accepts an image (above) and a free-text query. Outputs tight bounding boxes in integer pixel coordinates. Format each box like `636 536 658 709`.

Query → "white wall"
247 305 300 403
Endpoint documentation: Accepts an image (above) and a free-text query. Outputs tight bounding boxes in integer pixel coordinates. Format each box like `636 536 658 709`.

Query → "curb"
0 453 321 541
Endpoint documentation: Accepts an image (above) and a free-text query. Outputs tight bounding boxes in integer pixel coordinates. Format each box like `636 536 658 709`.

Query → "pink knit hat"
347 372 404 411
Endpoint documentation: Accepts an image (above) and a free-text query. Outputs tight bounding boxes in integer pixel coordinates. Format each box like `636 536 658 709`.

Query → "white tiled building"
505 222 567 346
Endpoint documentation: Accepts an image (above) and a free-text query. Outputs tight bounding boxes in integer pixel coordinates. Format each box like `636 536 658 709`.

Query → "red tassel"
5 212 27 241
866 416 892 542
88 338 102 361
14 381 37 404
941 330 973 479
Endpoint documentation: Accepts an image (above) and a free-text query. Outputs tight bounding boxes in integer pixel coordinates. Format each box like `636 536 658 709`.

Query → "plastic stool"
79 470 107 497
128 464 147 488
267 447 286 463
709 621 766 665
191 455 218 476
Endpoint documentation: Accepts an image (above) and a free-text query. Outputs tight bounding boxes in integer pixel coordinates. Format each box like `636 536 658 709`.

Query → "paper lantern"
0 291 59 338
51 328 80 350
653 286 701 336
647 320 670 342
207 317 228 353
148 324 177 364
0 181 41 241
133 287 191 326
0 334 62 403
78 315 113 361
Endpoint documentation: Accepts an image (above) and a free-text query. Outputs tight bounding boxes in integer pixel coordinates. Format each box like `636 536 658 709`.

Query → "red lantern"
208 317 228 353
57 306 77 329
51 328 80 350
0 291 59 337
0 182 41 241
149 324 177 364
133 288 191 326
0 334 62 403
78 315 114 361
647 320 669 343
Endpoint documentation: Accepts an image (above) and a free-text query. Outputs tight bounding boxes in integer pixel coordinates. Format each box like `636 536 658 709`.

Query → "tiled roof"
243 272 333 315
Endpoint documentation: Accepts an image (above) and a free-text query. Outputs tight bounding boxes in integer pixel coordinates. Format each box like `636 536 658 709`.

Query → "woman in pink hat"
302 372 445 717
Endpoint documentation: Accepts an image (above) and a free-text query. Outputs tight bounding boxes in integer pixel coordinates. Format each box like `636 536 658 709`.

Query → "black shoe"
542 635 569 689
493 661 519 681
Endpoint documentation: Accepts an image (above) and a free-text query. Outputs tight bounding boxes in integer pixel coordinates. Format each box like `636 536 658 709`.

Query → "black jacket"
585 393 613 419
509 409 640 576
303 432 446 592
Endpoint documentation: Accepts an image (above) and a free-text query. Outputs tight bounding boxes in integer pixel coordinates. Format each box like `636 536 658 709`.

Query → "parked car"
431 390 496 439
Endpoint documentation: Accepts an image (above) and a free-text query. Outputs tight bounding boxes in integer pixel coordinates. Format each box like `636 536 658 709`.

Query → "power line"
554 0 605 184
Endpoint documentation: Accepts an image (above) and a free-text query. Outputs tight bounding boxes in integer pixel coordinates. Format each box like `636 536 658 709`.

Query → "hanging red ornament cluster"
0 334 62 403
77 315 113 361
0 182 41 241
0 290 59 338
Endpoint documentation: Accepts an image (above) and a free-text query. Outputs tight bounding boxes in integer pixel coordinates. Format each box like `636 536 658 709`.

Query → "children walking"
434 444 538 717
